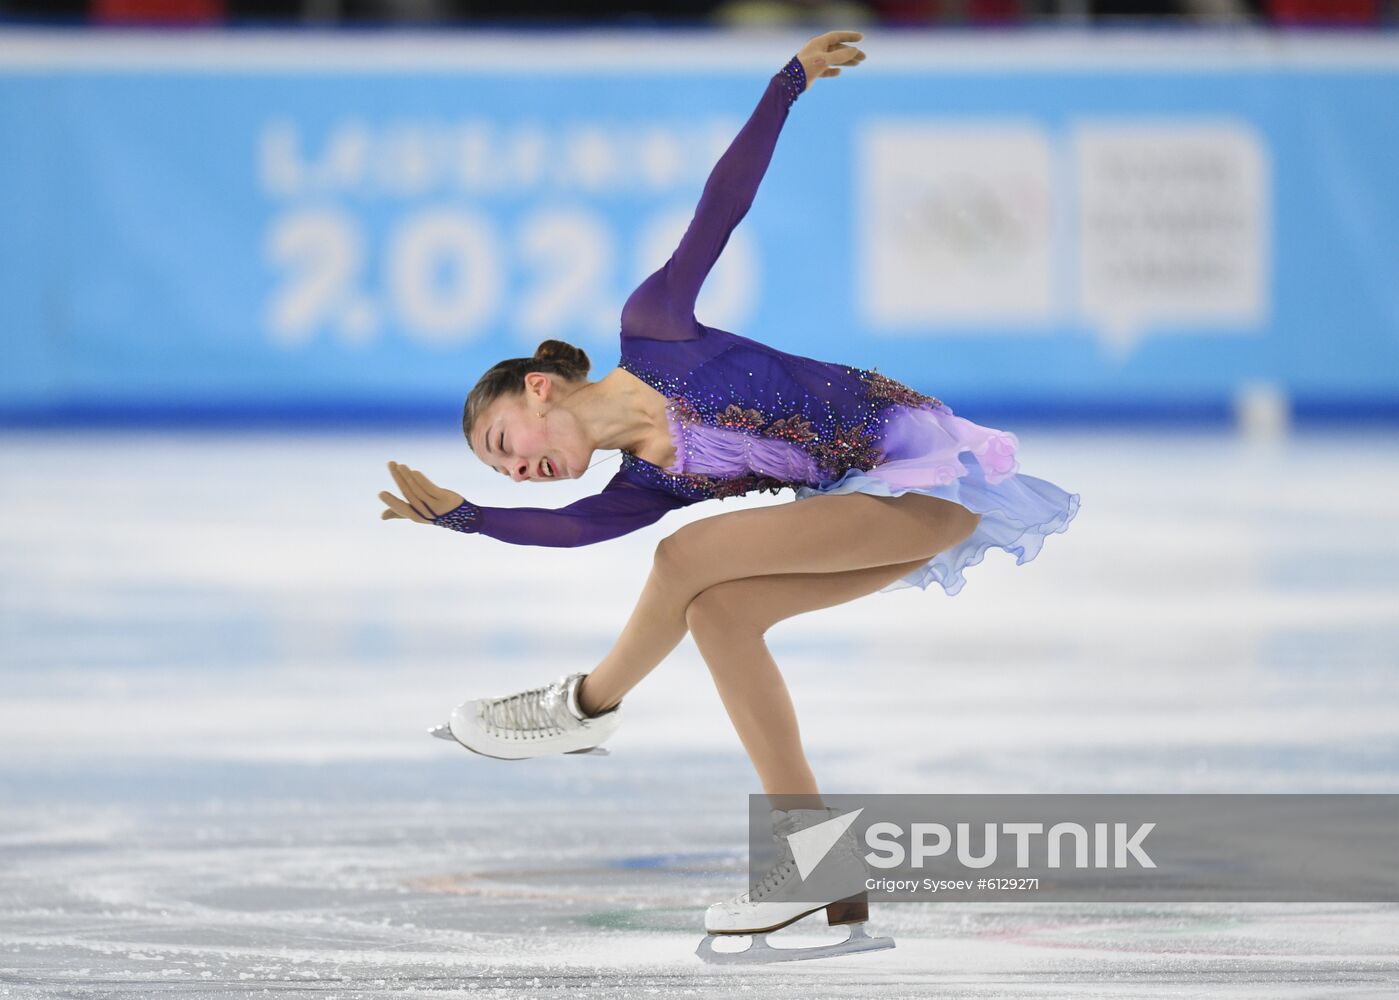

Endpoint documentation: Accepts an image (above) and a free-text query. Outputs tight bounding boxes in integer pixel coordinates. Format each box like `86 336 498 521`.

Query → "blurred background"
2 19 1397 429
3 0 1397 30
1 12 1397 998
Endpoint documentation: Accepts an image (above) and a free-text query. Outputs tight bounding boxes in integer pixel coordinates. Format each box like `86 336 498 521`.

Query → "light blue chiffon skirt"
794 404 1081 596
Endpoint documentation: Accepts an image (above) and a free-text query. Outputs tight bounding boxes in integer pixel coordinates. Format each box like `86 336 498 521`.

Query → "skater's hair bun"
461 339 592 452
530 339 590 375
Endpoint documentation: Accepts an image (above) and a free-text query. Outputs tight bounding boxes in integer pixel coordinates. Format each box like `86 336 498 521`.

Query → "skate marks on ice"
2 776 1399 998
411 843 898 965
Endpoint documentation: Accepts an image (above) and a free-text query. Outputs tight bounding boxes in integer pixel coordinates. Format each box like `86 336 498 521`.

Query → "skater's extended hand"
796 30 865 90
379 461 465 523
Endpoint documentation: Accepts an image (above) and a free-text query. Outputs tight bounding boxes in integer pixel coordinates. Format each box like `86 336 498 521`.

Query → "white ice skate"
696 807 895 964
427 671 619 760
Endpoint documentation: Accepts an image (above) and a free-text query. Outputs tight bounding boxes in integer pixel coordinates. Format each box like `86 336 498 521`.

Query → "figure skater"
378 30 1080 964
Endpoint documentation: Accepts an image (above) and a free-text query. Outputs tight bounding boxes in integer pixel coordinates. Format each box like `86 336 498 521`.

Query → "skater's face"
471 372 584 483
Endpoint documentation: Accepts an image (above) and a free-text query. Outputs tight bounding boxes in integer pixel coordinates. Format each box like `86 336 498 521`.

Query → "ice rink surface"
1 427 1396 998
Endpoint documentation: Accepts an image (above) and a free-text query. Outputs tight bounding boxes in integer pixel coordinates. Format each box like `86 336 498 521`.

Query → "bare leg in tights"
576 491 980 807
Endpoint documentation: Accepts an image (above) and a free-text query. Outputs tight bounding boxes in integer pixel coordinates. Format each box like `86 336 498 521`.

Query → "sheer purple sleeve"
431 468 696 548
620 57 806 343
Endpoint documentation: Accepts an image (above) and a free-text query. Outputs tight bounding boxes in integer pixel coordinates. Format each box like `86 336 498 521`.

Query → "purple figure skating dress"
434 56 1080 596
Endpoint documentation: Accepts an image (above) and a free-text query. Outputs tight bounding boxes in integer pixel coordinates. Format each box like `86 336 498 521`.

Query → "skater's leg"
684 557 931 804
579 493 978 714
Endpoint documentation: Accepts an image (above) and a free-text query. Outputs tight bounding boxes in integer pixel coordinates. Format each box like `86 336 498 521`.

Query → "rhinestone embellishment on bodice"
617 357 943 502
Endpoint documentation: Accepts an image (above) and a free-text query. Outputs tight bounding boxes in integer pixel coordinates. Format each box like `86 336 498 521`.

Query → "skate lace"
744 858 795 903
739 811 853 903
480 682 576 740
741 834 798 904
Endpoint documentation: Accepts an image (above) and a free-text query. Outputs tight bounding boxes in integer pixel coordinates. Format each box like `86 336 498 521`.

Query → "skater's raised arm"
379 462 694 548
620 31 865 344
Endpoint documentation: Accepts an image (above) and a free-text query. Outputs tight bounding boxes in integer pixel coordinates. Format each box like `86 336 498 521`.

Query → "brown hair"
461 339 592 453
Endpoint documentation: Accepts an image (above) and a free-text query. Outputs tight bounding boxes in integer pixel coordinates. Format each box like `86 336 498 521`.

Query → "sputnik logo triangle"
787 808 863 881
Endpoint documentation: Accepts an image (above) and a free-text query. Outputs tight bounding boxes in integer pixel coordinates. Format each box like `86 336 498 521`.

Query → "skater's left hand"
378 461 465 523
796 30 866 90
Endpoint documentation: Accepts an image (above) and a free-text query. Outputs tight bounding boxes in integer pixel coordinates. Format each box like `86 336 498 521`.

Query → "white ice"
0 427 1395 998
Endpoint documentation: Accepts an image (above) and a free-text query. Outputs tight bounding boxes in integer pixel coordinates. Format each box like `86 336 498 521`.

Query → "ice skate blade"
425 723 611 758
695 922 895 965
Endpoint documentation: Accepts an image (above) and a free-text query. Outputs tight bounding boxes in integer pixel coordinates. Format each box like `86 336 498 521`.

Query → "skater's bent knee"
928 505 980 555
653 531 689 573
654 524 712 579
952 508 981 546
685 583 768 637
892 495 981 555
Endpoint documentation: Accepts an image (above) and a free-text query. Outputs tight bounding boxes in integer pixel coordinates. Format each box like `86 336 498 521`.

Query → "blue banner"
3 33 1398 422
